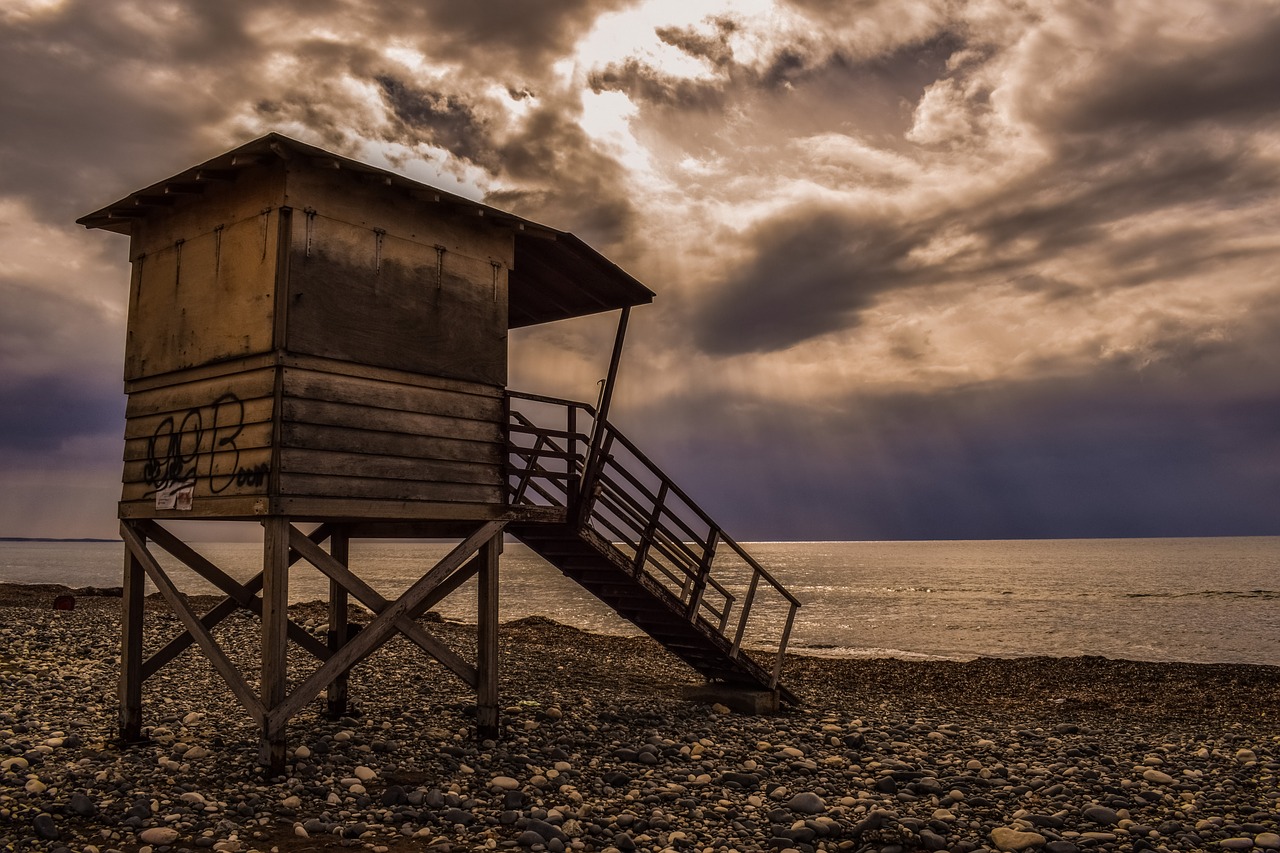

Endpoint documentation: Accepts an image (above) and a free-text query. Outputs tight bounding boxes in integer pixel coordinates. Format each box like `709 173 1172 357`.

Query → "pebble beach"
1 584 1277 853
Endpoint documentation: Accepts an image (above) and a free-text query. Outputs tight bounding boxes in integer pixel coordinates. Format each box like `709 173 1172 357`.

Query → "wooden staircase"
506 392 800 705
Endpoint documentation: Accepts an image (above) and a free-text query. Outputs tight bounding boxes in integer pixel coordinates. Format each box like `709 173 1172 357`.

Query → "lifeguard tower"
79 133 799 771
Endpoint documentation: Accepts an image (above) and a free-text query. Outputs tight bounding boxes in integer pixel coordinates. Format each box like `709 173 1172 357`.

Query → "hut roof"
77 133 654 328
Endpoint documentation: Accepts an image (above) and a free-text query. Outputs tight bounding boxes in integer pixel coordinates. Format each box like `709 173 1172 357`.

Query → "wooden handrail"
507 391 801 678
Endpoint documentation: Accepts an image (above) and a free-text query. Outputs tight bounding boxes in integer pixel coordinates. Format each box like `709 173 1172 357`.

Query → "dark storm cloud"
622 362 1280 540
655 16 738 67
693 208 927 354
0 376 122 453
1028 11 1280 135
377 76 499 170
484 108 637 251
411 0 635 66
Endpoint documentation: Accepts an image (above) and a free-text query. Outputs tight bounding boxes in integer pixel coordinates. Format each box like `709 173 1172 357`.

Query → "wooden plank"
281 397 502 442
123 422 274 461
267 520 505 733
476 535 501 739
326 527 350 718
124 368 277 418
287 529 478 689
122 447 273 493
119 522 265 724
279 448 499 486
274 496 550 522
279 422 498 465
282 368 502 422
124 397 275 440
282 353 504 398
126 355 280 395
118 495 272 520
260 517 290 771
277 472 503 504
119 522 146 742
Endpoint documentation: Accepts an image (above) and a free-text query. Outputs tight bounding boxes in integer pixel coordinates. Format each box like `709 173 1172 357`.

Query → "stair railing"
506 391 801 688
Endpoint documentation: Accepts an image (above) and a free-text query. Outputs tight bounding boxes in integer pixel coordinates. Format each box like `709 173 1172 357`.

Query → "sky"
1 0 1278 541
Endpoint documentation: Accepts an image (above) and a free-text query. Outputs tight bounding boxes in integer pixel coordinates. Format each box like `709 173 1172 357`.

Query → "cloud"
692 207 927 354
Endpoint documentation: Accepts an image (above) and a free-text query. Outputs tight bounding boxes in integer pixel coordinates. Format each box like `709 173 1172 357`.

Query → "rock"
69 793 97 817
353 765 377 781
1082 805 1120 826
1143 768 1175 785
26 777 46 794
1236 749 1258 764
1221 840 1255 851
787 792 825 814
33 813 60 840
181 746 209 760
293 745 311 759
491 775 520 790
139 827 181 845
1255 833 1280 849
990 827 1046 852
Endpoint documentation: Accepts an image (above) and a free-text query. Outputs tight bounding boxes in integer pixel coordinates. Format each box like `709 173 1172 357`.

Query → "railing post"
730 571 760 660
579 307 629 523
567 407 580 514
512 435 546 505
633 481 668 576
771 601 798 690
686 526 719 622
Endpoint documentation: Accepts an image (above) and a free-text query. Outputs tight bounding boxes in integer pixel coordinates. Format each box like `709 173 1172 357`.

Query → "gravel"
1 583 1277 853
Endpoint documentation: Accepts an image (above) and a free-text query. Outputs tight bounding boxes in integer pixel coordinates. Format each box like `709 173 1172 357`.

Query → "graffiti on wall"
143 392 270 509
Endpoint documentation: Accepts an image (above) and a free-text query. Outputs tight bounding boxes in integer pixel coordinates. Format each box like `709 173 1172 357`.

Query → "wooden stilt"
119 521 145 743
327 526 350 719
260 517 290 773
476 533 502 739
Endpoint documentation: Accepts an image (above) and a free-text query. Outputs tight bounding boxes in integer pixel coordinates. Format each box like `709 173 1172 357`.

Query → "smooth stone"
293 746 311 759
139 827 181 845
1143 769 1175 785
33 813 60 840
787 792 825 814
354 765 377 782
69 793 97 817
491 775 520 791
182 746 209 760
1221 840 1255 851
1082 806 1120 826
991 827 1046 852
1255 833 1280 849
1236 749 1258 764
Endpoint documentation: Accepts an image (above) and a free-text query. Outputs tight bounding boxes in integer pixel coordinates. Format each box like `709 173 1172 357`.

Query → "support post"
579 306 630 524
260 517 290 773
327 526 350 719
476 532 502 739
119 522 146 743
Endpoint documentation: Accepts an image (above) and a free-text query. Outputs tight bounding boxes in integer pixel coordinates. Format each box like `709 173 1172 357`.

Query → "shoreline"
2 585 1278 852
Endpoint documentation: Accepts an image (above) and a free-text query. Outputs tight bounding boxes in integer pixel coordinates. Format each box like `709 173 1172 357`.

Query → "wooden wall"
281 164 511 387
124 166 285 382
275 356 504 515
120 357 276 518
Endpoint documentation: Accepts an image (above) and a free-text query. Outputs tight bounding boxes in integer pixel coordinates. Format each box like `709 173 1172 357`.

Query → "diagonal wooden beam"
267 520 506 734
142 573 263 681
120 522 266 725
137 522 335 678
288 527 479 688
138 520 331 662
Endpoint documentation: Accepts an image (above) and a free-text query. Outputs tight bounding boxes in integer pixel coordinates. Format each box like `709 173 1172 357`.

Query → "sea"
1 537 1277 666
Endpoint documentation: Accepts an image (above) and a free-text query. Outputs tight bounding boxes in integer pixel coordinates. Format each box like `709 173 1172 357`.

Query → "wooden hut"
80 134 799 771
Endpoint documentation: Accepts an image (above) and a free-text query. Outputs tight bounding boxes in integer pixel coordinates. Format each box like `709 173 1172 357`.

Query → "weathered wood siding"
120 358 277 517
276 357 505 511
124 166 286 381
281 164 511 386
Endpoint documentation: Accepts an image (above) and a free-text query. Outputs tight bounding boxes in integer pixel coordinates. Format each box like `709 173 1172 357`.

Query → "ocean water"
1 537 1277 665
